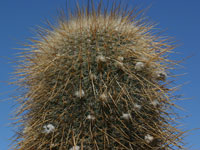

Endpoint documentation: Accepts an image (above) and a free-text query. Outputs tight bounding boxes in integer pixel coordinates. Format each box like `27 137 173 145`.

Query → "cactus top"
12 1 185 150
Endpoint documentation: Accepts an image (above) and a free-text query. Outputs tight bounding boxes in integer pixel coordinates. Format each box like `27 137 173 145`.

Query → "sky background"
0 0 200 149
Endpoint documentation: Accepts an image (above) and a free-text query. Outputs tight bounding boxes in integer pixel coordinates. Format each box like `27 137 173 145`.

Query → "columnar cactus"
11 0 185 149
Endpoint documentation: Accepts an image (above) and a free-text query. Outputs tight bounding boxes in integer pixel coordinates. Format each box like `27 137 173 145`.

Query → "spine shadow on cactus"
10 0 186 150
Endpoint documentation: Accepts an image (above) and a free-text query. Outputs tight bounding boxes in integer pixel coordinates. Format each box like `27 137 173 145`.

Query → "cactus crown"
11 0 185 150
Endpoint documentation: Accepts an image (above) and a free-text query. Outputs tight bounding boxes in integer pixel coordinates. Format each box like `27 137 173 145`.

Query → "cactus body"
12 1 185 150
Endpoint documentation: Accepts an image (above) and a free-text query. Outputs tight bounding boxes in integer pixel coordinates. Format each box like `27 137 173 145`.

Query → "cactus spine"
11 0 185 149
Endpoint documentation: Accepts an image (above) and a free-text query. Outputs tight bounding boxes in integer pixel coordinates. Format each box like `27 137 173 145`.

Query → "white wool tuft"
96 55 106 62
121 113 131 120
134 103 142 110
87 114 95 120
145 134 154 143
43 124 55 134
75 89 85 98
69 146 80 150
153 70 167 81
151 100 159 107
135 62 145 71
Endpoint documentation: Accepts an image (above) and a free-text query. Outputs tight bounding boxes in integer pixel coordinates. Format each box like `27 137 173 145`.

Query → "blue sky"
0 0 200 149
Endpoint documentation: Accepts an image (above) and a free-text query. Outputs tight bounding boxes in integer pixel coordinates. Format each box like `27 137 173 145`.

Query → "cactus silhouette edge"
11 0 186 149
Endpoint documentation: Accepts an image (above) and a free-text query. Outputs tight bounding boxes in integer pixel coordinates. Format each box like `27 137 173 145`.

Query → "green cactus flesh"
12 1 185 150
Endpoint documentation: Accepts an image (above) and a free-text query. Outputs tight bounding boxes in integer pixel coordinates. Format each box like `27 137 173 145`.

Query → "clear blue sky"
0 0 199 149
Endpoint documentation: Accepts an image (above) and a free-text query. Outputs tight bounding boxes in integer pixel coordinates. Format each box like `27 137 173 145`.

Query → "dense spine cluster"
11 1 185 150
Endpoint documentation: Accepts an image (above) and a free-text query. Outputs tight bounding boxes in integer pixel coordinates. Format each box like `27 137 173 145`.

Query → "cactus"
11 0 186 150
